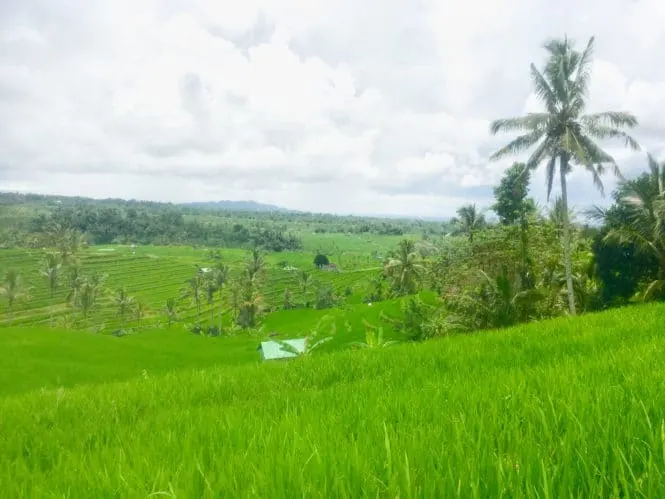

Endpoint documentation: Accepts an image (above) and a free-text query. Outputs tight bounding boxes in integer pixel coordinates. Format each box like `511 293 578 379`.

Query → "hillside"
181 200 291 212
0 244 395 330
1 304 664 496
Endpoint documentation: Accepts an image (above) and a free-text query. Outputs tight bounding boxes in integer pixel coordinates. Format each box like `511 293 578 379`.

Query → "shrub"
313 253 329 268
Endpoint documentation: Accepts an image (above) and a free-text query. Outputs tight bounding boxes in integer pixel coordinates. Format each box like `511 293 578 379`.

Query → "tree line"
25 205 303 251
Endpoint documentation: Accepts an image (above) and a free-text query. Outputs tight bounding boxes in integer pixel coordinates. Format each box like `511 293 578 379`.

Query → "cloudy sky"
1 0 665 218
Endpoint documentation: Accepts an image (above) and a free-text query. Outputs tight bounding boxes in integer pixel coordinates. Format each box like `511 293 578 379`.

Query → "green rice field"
1 303 664 496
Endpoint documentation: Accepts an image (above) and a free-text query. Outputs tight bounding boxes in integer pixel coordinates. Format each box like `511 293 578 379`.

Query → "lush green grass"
1 304 665 496
0 327 260 397
0 295 423 396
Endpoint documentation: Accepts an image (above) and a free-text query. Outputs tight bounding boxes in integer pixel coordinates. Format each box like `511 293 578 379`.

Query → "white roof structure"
258 338 307 361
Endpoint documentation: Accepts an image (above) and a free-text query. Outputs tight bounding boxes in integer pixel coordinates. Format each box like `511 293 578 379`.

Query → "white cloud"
1 0 665 218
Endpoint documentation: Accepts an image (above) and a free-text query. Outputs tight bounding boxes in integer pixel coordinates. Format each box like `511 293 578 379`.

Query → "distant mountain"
181 200 292 212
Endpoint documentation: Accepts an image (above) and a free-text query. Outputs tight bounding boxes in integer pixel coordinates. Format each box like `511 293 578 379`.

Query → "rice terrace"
2 26 665 499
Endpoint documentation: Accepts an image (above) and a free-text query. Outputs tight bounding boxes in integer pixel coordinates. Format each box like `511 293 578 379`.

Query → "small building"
257 338 307 361
320 263 340 273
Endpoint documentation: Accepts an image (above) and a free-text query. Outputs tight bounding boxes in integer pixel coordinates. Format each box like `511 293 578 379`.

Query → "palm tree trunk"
559 156 577 315
218 296 224 332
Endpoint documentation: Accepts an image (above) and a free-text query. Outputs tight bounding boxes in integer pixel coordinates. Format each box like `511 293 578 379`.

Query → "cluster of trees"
0 193 455 251
363 35 658 339
27 205 302 251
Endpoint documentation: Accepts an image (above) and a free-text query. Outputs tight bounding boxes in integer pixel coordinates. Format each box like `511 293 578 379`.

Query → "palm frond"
643 279 665 301
571 36 595 109
525 136 555 171
489 113 549 135
543 37 572 105
567 131 620 190
605 225 661 261
646 152 665 195
583 204 608 223
584 163 606 196
581 111 639 129
529 64 558 113
582 121 641 151
489 129 545 161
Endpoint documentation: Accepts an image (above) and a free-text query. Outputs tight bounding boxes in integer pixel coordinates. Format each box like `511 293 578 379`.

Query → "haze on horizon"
2 0 665 218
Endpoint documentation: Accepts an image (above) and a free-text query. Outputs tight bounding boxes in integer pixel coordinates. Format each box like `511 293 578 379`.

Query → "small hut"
257 338 307 361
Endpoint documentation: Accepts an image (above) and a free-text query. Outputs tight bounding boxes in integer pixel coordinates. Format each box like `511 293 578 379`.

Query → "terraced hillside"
0 245 382 330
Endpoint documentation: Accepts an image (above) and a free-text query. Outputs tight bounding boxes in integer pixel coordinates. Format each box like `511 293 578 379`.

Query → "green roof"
258 338 307 361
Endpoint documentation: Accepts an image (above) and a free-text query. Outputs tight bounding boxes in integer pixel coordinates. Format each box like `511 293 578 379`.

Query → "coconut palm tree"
39 252 62 300
489 35 640 314
594 153 665 300
453 204 486 243
182 274 204 320
213 263 229 331
133 300 148 327
113 286 134 329
383 239 425 296
76 275 105 320
163 297 179 328
0 269 30 321
299 270 311 306
245 247 266 282
65 262 84 307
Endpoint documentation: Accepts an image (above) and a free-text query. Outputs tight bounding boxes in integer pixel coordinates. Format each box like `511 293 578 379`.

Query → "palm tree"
182 273 206 321
299 270 311 306
489 35 640 314
133 300 148 327
0 269 30 321
49 226 86 266
65 262 84 307
163 297 179 328
76 275 104 320
113 287 134 329
202 273 218 325
39 252 62 300
594 153 665 300
453 204 486 243
213 263 229 331
245 247 266 282
383 239 425 296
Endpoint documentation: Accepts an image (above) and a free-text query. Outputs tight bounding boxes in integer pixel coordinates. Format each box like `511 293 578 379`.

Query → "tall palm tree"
39 252 62 300
453 204 486 243
0 269 30 321
75 275 104 320
299 270 311 306
65 262 84 307
245 247 266 282
213 263 229 331
202 272 219 325
489 35 640 314
163 297 179 328
182 274 204 320
113 287 135 329
383 239 425 296
133 300 148 327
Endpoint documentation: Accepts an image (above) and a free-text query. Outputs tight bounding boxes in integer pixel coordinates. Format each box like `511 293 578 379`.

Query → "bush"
313 253 329 268
206 325 221 337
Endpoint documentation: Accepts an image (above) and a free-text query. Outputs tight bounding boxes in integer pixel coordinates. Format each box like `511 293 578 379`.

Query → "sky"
1 0 665 218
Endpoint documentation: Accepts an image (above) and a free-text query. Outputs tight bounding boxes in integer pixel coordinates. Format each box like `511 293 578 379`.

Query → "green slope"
2 304 665 496
0 246 381 329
